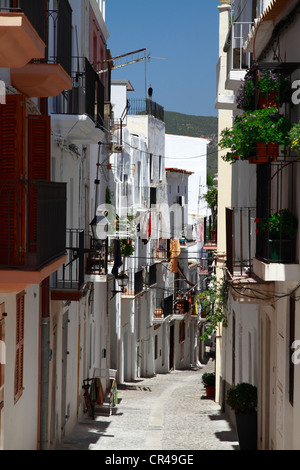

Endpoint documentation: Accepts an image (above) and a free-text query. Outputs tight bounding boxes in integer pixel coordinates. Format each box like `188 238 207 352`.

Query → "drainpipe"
39 278 50 450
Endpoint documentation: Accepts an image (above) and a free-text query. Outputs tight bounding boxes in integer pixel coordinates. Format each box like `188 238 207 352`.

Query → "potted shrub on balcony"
219 107 291 164
237 69 290 111
226 382 257 450
201 372 216 399
256 209 298 262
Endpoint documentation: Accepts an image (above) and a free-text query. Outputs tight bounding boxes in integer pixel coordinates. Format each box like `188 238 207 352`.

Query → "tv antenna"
95 48 166 98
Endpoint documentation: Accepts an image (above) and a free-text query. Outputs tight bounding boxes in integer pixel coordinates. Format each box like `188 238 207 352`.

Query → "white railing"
227 22 253 73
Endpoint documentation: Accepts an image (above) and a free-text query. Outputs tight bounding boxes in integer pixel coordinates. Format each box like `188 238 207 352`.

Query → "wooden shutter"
0 94 26 265
28 114 51 253
28 115 50 181
14 291 25 403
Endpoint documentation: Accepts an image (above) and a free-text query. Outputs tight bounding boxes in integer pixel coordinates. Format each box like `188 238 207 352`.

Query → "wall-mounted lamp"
111 272 129 299
90 210 110 241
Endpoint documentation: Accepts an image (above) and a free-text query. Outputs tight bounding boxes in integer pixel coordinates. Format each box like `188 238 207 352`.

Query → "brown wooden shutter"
14 291 25 403
28 114 51 253
0 94 26 265
28 114 50 181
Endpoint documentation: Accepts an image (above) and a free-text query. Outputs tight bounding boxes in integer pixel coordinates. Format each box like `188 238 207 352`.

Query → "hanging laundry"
112 238 123 277
169 238 180 273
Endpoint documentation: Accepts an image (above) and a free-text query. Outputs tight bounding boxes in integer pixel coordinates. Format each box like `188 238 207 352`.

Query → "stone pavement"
55 359 239 452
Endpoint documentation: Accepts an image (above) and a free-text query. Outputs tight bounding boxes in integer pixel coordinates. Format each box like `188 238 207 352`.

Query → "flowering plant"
219 107 291 163
236 74 256 110
257 69 290 99
237 70 290 110
288 121 300 154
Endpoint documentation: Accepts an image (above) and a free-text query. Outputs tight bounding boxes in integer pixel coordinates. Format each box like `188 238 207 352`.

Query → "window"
155 335 158 360
149 153 153 181
14 291 25 403
159 155 162 181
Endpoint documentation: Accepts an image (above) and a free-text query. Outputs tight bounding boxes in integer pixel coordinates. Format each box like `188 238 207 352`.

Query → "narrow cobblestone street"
56 359 239 452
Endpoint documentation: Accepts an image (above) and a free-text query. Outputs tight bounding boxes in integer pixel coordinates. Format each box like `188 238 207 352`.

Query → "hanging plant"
219 107 291 163
120 239 135 257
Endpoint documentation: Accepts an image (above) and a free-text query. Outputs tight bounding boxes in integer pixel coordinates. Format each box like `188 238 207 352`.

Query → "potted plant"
120 238 135 258
257 69 291 108
237 69 290 111
226 382 257 450
219 107 291 164
255 209 298 262
201 372 216 399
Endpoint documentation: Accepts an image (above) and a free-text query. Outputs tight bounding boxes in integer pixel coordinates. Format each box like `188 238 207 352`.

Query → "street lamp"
111 272 129 299
90 210 110 242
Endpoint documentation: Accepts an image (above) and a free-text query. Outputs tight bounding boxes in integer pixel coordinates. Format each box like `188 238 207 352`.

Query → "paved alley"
55 360 239 452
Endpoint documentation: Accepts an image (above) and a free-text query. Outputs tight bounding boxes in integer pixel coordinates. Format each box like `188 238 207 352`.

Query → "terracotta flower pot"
205 385 215 399
249 142 278 164
259 90 277 108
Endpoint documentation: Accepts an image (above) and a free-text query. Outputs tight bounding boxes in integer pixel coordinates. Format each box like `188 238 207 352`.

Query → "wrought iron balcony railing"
1 0 72 75
128 98 164 122
51 229 85 292
86 238 108 276
121 268 144 297
52 57 105 127
226 207 256 277
0 179 66 269
153 294 174 319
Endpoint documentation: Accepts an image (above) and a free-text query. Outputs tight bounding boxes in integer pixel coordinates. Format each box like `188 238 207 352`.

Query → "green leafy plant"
255 209 298 240
289 121 300 154
219 107 291 163
120 239 135 257
201 372 216 387
198 275 229 339
203 186 218 227
226 383 257 414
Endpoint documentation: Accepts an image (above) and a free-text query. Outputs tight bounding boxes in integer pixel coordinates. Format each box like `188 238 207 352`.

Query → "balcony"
10 0 73 97
86 238 108 282
153 294 173 322
51 57 105 143
156 237 170 260
225 206 275 303
121 268 144 298
203 216 217 250
148 263 157 287
0 179 67 292
224 22 253 90
0 11 45 68
51 229 85 301
128 98 164 122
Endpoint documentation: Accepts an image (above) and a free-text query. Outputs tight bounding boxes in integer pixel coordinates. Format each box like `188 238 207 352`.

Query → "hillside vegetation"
164 110 218 177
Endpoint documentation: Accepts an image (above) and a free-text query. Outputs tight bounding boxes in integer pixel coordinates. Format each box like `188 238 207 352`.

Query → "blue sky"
105 1 219 117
